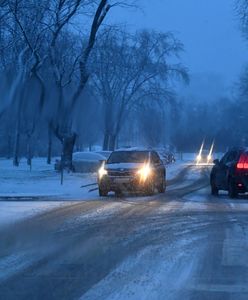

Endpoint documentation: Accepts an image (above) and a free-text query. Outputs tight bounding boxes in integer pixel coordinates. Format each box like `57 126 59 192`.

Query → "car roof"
227 147 248 152
114 148 152 153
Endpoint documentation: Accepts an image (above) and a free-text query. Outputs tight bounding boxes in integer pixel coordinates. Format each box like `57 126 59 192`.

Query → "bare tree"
91 29 189 150
47 0 136 169
1 0 114 167
0 0 141 164
236 0 248 38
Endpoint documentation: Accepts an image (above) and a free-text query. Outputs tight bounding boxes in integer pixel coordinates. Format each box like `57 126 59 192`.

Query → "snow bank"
0 158 98 200
166 162 186 180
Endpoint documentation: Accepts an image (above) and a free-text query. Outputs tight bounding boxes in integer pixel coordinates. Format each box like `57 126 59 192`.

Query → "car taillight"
237 154 248 170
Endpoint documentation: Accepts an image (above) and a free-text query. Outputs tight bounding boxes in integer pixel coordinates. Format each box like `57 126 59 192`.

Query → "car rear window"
107 151 149 164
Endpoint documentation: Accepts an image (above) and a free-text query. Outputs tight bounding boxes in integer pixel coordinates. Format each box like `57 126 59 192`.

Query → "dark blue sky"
110 0 248 90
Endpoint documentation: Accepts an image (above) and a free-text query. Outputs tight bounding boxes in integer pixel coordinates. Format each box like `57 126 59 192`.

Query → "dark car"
210 148 248 198
98 150 166 197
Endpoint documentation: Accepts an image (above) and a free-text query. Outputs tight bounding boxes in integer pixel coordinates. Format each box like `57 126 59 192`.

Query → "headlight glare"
137 163 151 182
98 166 107 179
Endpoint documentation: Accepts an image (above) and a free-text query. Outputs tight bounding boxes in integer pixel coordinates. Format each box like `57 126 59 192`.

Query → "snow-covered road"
1 163 248 299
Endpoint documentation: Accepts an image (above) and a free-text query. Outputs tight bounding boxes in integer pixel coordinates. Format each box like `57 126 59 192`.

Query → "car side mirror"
213 159 220 165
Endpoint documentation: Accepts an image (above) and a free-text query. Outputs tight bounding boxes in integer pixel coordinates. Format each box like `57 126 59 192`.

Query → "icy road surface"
1 164 248 299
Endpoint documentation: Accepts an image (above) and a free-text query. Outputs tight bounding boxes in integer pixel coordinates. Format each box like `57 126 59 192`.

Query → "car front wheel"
158 176 166 193
99 187 108 197
145 180 155 196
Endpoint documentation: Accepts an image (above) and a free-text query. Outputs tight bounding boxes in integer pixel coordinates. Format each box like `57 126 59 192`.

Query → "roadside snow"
0 158 99 227
166 161 186 180
0 158 97 199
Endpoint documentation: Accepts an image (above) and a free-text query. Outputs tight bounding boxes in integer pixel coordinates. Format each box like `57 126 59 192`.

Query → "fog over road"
1 165 248 300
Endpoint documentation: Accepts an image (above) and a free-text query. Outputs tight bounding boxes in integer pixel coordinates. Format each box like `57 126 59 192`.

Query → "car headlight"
137 163 151 182
98 166 107 179
196 155 201 161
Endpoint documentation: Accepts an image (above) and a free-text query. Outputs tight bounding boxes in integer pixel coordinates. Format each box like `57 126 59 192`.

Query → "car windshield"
107 151 149 164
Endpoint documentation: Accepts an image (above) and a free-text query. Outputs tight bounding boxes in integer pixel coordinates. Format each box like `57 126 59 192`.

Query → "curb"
0 195 60 201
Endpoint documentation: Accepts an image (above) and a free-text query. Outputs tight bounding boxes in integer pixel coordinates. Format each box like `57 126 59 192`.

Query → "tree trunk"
109 134 116 151
47 125 52 164
103 132 110 151
13 85 25 167
13 129 20 167
7 135 12 159
27 136 32 170
61 133 77 172
13 115 21 167
103 101 114 151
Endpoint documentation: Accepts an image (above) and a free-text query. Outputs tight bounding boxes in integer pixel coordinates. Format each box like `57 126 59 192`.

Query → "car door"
216 151 238 189
151 152 164 179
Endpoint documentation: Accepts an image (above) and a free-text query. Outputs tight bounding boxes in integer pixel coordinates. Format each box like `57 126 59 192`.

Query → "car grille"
108 170 135 177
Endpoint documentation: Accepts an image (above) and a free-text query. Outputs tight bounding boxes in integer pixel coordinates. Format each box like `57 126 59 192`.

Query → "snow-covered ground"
80 239 197 300
0 158 98 228
0 158 97 199
166 161 187 180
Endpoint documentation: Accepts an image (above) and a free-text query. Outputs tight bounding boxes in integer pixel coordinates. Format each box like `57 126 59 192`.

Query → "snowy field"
0 158 97 199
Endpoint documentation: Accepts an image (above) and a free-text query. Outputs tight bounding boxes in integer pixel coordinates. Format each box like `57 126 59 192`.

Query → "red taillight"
237 154 248 170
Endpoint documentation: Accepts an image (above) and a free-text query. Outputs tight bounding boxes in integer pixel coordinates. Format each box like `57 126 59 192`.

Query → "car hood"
105 163 144 171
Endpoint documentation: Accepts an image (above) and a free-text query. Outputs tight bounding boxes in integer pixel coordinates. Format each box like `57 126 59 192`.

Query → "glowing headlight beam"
137 163 151 182
98 164 107 179
207 141 214 163
196 141 205 164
